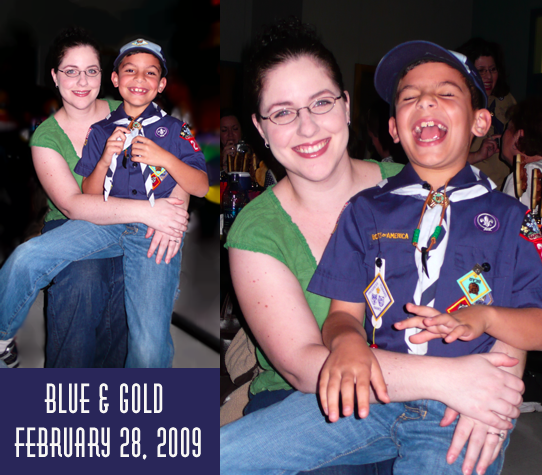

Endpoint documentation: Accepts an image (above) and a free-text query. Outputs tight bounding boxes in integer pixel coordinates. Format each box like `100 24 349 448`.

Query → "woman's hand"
145 227 182 264
444 413 508 475
319 336 389 422
431 352 522 430
395 303 489 344
468 135 501 164
142 197 188 237
221 142 237 169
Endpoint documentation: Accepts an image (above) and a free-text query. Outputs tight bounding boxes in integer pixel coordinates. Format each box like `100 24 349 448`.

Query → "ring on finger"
487 431 505 440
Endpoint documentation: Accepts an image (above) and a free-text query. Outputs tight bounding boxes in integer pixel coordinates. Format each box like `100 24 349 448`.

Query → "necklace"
411 182 450 277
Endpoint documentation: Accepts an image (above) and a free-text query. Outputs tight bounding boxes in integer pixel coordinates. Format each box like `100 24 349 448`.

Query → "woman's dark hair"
246 17 346 120
455 38 510 98
49 26 101 71
507 97 542 157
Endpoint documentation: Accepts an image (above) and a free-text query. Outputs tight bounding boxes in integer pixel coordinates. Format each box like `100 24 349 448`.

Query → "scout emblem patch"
457 270 492 304
474 213 499 233
364 274 394 328
179 123 201 151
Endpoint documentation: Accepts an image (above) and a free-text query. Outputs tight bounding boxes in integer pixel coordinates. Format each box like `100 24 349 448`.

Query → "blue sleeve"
308 201 368 302
74 125 108 177
175 122 207 173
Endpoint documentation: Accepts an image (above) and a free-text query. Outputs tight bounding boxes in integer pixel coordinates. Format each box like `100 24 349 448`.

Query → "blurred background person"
457 37 515 189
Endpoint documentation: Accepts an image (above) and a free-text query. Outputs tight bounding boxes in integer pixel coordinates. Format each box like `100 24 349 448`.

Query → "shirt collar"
374 162 494 199
115 101 164 122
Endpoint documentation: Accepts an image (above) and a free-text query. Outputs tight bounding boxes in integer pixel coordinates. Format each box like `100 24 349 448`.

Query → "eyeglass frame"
57 68 102 78
476 67 498 76
260 95 343 125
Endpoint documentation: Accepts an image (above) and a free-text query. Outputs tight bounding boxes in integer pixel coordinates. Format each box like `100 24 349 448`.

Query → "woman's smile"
292 138 331 158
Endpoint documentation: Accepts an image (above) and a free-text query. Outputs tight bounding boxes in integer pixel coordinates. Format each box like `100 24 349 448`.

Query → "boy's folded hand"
318 336 389 423
395 303 487 344
101 126 130 166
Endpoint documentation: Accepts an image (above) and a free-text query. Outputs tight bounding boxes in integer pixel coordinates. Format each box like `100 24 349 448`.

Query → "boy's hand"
319 337 389 422
130 137 172 168
394 303 488 344
145 227 182 264
101 127 130 167
445 414 508 475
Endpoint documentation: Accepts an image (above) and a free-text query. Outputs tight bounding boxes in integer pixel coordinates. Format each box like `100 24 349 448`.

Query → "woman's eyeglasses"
261 95 343 125
477 67 498 76
57 68 102 78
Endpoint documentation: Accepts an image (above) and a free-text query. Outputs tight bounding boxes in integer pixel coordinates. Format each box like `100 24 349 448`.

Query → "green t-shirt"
224 160 403 394
29 99 122 222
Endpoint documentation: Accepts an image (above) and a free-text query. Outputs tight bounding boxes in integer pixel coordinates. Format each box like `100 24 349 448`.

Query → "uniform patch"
179 123 201 151
155 126 168 138
520 211 542 260
149 166 168 189
372 232 409 241
84 127 92 147
456 270 492 304
446 296 471 313
474 213 499 232
332 201 350 234
363 274 394 323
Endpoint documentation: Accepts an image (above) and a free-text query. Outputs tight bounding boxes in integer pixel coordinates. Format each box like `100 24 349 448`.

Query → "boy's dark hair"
246 16 346 119
506 97 542 157
49 26 101 71
456 38 510 98
396 59 485 114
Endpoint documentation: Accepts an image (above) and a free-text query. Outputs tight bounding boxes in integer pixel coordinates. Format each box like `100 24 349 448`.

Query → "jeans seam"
307 435 394 471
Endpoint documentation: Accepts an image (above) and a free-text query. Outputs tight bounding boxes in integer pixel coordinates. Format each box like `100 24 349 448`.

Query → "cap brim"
113 48 168 75
374 40 486 109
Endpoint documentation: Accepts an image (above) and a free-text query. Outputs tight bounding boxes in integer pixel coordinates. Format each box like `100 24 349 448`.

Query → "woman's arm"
32 146 188 237
229 248 523 431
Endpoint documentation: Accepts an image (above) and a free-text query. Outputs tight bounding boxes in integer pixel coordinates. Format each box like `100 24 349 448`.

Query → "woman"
220 110 242 171
222 18 522 475
26 27 187 367
457 38 515 189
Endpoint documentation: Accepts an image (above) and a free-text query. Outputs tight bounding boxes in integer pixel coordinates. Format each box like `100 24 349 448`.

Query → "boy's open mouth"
412 120 448 143
128 87 149 94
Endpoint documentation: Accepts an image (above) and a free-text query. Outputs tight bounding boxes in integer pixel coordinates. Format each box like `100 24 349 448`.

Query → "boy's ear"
252 114 267 144
158 77 167 93
111 71 119 88
388 117 400 143
472 108 492 138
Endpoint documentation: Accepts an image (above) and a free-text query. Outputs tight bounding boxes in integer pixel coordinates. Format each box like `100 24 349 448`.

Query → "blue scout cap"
374 40 487 110
113 38 168 75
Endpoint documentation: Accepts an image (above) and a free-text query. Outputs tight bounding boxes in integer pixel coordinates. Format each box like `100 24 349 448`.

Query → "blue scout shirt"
308 164 542 357
75 102 206 200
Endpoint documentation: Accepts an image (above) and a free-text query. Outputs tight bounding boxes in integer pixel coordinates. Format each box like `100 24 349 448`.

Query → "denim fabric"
42 220 128 368
245 390 395 475
221 391 511 475
0 220 181 368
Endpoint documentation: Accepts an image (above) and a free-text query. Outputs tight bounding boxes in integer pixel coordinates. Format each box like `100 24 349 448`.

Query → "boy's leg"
221 391 402 475
121 225 181 368
393 400 512 475
0 220 124 340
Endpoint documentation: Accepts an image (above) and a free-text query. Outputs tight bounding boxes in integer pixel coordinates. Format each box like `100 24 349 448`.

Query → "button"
132 163 138 168
422 183 431 190
375 257 382 268
132 189 137 195
482 262 491 272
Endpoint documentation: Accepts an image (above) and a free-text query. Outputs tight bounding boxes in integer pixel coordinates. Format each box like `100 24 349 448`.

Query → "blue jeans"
0 220 181 368
220 392 512 474
43 220 128 368
245 390 394 475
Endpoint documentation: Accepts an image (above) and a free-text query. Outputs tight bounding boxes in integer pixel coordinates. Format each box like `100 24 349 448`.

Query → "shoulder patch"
179 123 200 151
332 201 350 235
520 210 542 261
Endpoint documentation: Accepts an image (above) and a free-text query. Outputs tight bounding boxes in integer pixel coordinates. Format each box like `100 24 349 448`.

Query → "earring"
347 120 351 126
265 142 270 149
55 84 58 88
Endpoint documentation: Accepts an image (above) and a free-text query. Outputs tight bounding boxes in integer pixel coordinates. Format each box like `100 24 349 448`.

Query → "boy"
220 41 542 475
0 39 208 368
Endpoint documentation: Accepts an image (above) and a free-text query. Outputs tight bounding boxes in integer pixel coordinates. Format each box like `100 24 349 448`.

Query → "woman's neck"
56 99 102 127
